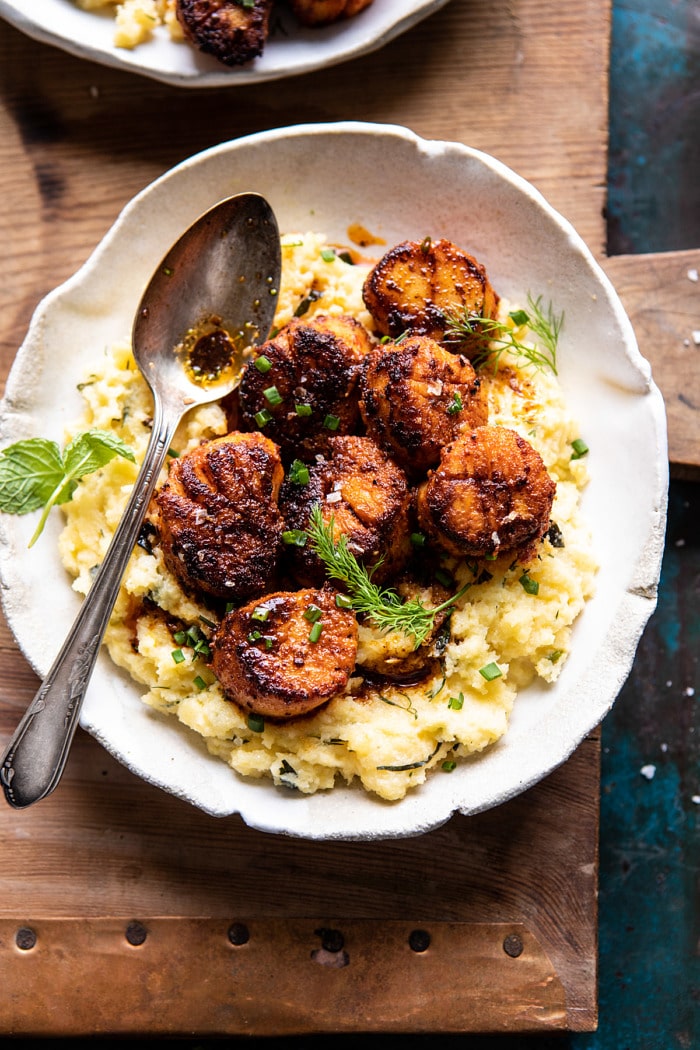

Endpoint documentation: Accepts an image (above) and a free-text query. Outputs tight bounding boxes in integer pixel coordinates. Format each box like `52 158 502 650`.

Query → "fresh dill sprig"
443 293 562 375
306 505 469 649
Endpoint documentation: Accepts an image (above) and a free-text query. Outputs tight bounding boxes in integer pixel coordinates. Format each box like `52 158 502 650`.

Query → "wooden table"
0 0 696 1037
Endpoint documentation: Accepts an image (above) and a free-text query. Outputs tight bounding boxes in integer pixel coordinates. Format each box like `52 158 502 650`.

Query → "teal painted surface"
574 482 700 1050
607 0 700 254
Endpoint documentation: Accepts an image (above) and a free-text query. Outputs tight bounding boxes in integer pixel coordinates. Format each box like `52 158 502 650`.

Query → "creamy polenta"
75 0 183 49
58 233 597 801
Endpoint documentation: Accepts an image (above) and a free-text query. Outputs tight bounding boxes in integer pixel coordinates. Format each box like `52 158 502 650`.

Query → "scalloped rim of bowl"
0 0 452 88
0 122 668 840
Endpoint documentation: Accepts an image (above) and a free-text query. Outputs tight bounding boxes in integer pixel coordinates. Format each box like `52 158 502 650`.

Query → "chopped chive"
410 532 426 547
519 572 540 595
571 437 589 460
446 391 463 415
320 248 336 263
247 630 262 643
308 621 323 643
447 692 464 711
479 661 502 682
295 403 313 417
225 602 235 614
171 649 185 664
173 630 187 645
255 408 273 427
435 568 454 588
193 675 207 691
420 235 432 254
263 636 274 650
338 251 354 265
247 713 265 733
167 447 179 458
288 459 310 485
335 593 353 609
303 604 323 623
263 385 283 406
509 308 530 326
199 615 218 629
251 605 270 622
547 650 563 663
442 760 457 772
282 529 308 547
323 413 340 431
294 289 322 317
254 354 272 373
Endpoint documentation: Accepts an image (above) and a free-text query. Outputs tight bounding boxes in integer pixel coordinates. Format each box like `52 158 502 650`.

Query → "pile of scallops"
151 238 556 722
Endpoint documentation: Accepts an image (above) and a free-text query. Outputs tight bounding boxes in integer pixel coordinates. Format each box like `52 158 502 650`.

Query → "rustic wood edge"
602 248 700 478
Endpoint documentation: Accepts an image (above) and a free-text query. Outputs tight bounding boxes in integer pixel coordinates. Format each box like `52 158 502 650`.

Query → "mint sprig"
0 429 135 546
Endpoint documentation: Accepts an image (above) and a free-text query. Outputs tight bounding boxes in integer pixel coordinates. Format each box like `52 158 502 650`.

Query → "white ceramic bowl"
0 123 668 839
0 0 451 88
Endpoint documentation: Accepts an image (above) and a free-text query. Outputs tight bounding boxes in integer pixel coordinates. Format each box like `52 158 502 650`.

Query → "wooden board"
603 249 700 477
0 0 638 1034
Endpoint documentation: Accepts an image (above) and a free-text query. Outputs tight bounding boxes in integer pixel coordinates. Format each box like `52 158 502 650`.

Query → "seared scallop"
237 314 372 461
176 0 272 66
362 237 499 355
359 335 488 475
153 431 284 603
291 0 374 25
211 587 358 719
416 426 556 559
279 434 412 585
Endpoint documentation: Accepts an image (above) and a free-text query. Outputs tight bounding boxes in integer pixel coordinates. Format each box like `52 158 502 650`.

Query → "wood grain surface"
0 0 632 1035
603 249 700 476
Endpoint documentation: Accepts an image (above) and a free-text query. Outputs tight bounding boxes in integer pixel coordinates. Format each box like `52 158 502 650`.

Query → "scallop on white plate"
0 123 667 840
0 0 451 87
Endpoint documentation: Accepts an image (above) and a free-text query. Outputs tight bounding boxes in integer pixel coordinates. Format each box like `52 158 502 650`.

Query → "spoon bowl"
134 192 280 407
0 192 281 809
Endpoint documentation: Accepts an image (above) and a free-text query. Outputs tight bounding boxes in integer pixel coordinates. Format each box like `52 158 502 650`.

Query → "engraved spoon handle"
0 395 180 808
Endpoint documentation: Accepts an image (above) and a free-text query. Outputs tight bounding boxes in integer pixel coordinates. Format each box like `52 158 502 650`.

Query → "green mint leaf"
63 429 135 481
0 429 136 547
0 438 66 513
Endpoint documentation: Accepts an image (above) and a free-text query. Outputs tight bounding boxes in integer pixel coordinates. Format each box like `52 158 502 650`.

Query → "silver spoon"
1 192 281 808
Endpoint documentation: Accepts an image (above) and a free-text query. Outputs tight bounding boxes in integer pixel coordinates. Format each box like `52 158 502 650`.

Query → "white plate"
0 123 668 840
0 0 451 88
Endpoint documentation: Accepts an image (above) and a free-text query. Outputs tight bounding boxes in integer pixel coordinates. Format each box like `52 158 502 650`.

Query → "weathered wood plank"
603 249 700 477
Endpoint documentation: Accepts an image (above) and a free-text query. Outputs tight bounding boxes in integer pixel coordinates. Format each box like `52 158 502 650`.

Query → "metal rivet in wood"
124 921 147 947
408 929 431 953
228 922 249 946
503 933 524 958
15 927 36 951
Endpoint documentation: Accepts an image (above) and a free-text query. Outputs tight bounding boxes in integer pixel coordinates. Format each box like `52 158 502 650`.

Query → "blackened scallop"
153 431 284 604
279 434 412 586
236 314 373 462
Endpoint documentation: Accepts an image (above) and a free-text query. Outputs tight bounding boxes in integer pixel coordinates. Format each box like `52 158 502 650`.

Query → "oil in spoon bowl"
0 192 281 808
